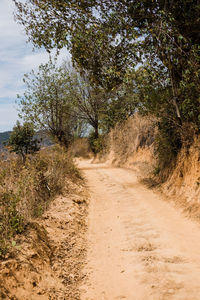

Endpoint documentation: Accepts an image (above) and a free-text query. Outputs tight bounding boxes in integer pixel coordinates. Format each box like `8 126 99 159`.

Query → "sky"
0 0 70 132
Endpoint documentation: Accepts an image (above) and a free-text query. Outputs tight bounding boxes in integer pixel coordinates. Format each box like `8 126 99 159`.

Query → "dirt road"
79 160 200 300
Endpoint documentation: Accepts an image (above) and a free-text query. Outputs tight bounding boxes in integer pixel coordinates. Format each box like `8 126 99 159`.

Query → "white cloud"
0 0 71 131
21 48 71 70
0 103 19 131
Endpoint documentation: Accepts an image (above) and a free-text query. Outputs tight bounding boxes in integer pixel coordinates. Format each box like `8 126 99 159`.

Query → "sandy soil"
0 183 88 300
79 159 200 300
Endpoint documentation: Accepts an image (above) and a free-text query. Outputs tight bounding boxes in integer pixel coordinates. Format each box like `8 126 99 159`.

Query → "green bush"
88 132 106 154
155 118 182 172
0 192 24 257
7 121 40 163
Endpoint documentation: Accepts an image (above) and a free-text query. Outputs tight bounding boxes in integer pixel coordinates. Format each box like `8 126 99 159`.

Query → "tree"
19 58 133 143
18 59 83 148
100 80 137 132
66 66 136 137
67 69 110 138
7 121 40 162
13 0 200 128
13 0 138 90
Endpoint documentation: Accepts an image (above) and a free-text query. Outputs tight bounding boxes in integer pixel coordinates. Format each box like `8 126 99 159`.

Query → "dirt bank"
103 116 200 218
0 182 88 300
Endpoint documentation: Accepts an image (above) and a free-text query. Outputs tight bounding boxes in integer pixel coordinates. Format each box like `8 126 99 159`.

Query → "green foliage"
66 69 109 138
153 167 161 176
179 47 200 129
155 119 182 170
0 191 24 257
101 83 137 132
13 0 200 90
18 59 83 149
13 0 136 89
7 121 40 162
19 58 136 143
88 131 106 155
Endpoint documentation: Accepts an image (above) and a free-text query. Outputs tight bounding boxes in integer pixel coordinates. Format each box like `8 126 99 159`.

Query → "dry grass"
70 138 92 158
106 113 155 166
162 135 200 214
100 114 200 220
0 145 82 257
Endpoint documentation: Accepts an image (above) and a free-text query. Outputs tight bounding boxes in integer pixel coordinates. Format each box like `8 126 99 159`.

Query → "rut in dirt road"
79 160 200 300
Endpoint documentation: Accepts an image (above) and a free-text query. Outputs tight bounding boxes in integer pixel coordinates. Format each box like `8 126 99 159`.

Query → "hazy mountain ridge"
0 131 11 148
0 130 53 149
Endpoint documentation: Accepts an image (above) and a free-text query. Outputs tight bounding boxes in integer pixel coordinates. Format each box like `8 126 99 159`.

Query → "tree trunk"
94 124 99 139
21 152 26 164
170 70 182 125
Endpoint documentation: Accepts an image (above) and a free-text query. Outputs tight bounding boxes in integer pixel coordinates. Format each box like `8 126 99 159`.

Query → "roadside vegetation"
7 121 40 163
0 146 81 258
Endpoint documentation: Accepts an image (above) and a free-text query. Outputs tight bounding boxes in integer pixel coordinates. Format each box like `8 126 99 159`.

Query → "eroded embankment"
103 115 200 219
0 182 88 300
161 136 200 218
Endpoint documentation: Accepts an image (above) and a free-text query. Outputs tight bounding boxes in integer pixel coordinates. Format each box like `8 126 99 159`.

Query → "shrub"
7 121 40 163
0 192 24 257
154 118 182 171
88 131 106 154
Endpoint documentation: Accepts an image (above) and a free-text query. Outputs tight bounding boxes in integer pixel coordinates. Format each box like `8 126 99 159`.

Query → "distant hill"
0 130 53 150
0 131 11 148
35 130 54 147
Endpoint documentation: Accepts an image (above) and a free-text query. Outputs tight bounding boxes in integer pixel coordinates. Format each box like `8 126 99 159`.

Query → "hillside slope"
0 186 88 299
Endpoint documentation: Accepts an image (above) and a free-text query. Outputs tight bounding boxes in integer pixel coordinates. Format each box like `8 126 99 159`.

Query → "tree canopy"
18 59 134 141
18 59 83 148
14 0 200 124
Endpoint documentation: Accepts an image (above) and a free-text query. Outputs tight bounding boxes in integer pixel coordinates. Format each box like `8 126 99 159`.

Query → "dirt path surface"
79 159 200 300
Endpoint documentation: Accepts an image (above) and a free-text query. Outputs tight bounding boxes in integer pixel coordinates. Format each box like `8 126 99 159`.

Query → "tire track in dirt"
79 160 200 300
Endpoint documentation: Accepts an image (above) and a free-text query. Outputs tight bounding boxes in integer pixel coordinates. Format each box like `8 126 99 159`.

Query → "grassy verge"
0 145 82 258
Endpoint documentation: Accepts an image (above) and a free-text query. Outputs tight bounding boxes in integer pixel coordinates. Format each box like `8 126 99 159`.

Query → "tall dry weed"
108 114 155 164
70 138 92 158
0 145 81 257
